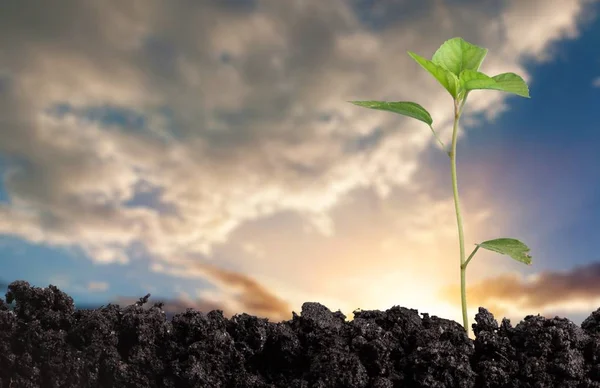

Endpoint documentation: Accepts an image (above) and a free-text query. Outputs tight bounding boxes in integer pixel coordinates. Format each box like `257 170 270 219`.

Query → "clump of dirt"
1 280 600 387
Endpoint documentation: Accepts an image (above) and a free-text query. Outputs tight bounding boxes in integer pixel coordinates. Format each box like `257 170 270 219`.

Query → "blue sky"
462 21 600 273
0 0 599 338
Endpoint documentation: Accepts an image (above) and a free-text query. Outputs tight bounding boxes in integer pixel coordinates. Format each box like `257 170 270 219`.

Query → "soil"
1 280 600 387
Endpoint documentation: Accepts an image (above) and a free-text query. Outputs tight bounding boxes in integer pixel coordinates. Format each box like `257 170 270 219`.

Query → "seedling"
348 37 532 333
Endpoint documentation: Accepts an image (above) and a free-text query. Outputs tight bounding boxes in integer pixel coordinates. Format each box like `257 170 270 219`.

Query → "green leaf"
492 73 530 98
348 100 433 126
460 69 530 98
407 51 460 98
431 37 488 77
476 238 532 265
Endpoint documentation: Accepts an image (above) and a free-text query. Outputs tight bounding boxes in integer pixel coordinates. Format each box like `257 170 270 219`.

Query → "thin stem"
428 125 450 157
450 97 468 333
462 245 480 270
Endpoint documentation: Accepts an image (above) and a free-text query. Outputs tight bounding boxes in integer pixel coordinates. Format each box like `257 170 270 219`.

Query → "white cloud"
501 0 597 63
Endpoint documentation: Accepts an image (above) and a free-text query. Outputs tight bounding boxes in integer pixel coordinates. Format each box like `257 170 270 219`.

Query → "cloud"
501 0 598 63
87 281 110 292
437 261 600 321
0 0 598 324
0 0 451 269
593 77 600 87
121 260 293 321
146 263 291 321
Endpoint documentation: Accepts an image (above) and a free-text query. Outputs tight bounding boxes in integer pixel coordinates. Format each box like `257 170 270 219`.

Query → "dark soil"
1 281 600 387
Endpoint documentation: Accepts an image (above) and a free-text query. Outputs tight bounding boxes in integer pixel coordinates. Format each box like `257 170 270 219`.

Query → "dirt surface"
1 280 600 387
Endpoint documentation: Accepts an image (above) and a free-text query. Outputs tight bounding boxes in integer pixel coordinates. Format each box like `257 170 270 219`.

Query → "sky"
0 0 600 339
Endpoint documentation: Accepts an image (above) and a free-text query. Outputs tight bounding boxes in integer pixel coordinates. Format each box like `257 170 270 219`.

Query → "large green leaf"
460 69 530 98
348 100 433 126
431 37 488 77
476 238 532 265
407 52 460 98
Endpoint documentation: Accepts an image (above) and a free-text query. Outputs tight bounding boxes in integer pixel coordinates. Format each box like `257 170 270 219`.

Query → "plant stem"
463 245 480 269
428 125 449 156
450 98 468 333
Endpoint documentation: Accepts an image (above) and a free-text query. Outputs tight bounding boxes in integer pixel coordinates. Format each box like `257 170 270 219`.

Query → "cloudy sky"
1 0 600 338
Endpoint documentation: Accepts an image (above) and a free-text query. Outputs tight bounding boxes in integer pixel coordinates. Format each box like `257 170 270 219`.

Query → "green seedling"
348 37 532 333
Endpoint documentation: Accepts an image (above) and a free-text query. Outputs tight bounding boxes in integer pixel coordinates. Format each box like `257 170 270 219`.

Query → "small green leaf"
460 69 530 98
492 73 530 98
476 238 532 265
407 51 461 98
431 37 488 77
348 100 433 126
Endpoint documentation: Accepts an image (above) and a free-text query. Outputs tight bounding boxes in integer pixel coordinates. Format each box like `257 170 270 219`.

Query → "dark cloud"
438 261 600 318
113 262 292 322
194 261 292 320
